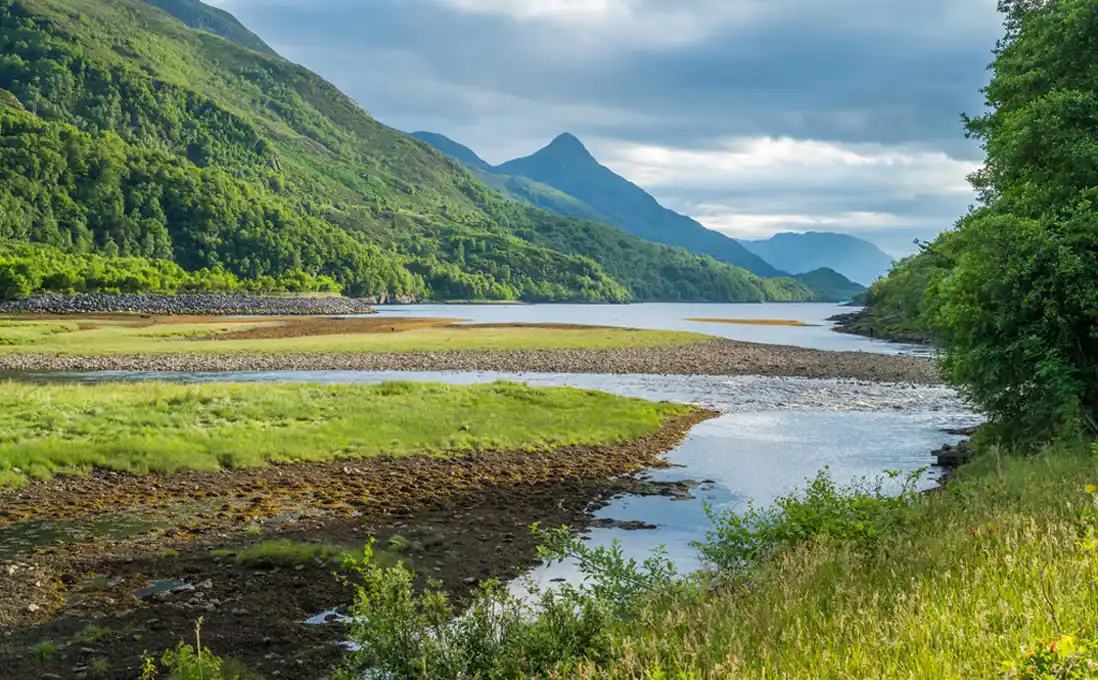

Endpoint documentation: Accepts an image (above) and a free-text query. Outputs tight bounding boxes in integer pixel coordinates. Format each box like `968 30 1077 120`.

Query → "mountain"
740 232 895 285
142 0 277 55
0 0 822 303
409 131 491 172
492 133 785 277
794 268 865 302
411 132 610 224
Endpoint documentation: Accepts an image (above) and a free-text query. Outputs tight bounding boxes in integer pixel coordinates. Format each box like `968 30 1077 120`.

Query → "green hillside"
142 0 276 55
794 268 865 301
0 0 823 303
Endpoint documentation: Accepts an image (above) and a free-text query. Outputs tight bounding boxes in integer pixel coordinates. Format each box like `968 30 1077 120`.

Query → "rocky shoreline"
829 310 935 345
0 293 377 316
0 339 940 384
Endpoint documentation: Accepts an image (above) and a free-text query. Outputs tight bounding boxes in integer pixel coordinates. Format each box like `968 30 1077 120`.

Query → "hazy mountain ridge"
415 131 785 278
493 133 785 277
740 232 895 285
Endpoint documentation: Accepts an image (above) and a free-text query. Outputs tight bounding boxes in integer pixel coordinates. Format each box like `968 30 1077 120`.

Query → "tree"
929 0 1098 441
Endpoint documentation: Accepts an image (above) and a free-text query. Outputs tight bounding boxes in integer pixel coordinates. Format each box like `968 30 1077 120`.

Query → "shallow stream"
5 369 979 578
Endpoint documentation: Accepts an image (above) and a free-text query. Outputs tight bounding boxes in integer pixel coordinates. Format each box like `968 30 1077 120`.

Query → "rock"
196 579 213 590
230 607 250 616
26 603 40 613
945 425 979 436
591 518 659 531
934 441 975 468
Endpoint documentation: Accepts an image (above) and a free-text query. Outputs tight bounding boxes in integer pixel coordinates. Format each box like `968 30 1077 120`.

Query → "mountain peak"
541 132 594 159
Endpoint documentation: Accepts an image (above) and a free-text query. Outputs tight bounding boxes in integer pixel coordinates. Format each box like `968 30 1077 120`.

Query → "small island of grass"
0 316 710 356
0 380 692 486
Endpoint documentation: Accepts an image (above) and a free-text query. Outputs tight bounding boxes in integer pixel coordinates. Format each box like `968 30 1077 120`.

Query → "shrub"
337 531 678 680
694 468 923 571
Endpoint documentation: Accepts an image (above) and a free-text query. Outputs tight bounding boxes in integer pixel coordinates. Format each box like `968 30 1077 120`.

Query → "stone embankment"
0 294 377 316
0 339 940 384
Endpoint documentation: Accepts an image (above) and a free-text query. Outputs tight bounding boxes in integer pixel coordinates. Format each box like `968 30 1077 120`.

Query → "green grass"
0 381 689 486
32 641 58 661
558 445 1098 679
73 624 115 645
232 539 348 566
0 319 708 355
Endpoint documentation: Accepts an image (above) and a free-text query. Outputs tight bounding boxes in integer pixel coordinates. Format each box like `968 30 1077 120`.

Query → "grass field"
557 446 1098 679
0 381 689 486
0 317 709 356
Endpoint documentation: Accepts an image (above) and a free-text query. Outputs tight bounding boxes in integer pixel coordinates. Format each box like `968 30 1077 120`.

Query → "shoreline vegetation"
828 309 936 345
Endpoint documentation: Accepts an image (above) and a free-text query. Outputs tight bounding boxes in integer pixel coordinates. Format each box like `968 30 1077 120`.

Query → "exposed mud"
206 315 469 340
0 411 715 680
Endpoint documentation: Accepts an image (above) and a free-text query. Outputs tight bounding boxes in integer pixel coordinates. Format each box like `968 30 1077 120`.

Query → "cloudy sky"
210 0 1003 257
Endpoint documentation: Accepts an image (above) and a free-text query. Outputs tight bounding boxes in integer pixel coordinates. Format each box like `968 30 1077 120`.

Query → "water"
369 302 927 355
8 369 978 579
0 504 210 560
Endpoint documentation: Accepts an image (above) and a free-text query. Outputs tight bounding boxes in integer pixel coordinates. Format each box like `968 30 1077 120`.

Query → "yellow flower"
1056 634 1078 658
1086 484 1097 494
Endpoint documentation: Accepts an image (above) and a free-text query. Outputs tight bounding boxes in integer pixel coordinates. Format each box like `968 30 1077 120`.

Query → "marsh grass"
232 540 348 567
0 318 708 355
553 447 1098 679
0 381 687 486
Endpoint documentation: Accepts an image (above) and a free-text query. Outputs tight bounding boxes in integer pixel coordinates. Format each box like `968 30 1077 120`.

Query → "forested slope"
0 0 820 302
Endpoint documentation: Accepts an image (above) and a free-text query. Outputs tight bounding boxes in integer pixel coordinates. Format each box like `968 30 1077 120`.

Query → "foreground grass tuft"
0 380 689 486
233 540 349 567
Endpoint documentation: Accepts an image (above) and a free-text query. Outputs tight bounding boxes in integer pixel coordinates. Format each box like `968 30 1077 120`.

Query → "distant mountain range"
411 131 784 278
740 232 894 286
413 131 883 296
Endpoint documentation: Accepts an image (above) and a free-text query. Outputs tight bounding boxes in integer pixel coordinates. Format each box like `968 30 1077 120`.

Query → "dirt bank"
0 410 715 680
0 338 939 384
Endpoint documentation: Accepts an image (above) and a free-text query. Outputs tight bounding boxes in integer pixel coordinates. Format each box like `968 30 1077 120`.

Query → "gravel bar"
0 339 939 383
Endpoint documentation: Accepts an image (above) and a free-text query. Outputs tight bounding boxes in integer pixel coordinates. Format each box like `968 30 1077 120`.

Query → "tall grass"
335 442 1098 679
561 446 1098 679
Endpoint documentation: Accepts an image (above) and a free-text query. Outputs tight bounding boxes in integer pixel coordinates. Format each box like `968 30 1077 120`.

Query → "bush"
336 530 679 680
694 468 923 571
140 619 260 680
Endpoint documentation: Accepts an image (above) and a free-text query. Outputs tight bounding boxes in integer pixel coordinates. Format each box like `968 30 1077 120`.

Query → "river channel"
9 369 979 580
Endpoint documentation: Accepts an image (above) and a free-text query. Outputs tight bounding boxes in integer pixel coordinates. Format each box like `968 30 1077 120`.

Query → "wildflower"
1087 484 1097 494
1055 634 1077 657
